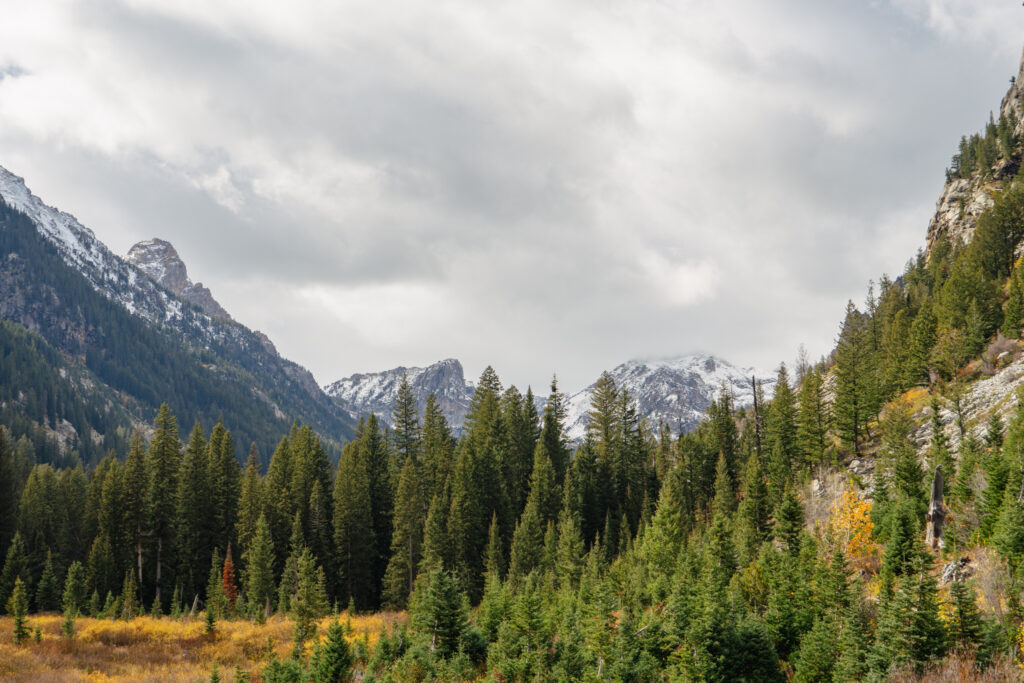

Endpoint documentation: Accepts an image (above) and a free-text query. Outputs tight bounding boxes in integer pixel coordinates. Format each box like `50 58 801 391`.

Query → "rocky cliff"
126 238 230 319
925 47 1024 258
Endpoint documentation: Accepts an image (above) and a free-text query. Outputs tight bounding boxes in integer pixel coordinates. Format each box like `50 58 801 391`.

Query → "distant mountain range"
326 353 775 440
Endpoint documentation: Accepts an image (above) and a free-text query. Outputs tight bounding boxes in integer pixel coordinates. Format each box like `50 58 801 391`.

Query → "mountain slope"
0 166 354 459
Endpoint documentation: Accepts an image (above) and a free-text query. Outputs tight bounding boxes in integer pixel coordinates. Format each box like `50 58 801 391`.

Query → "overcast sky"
1 1 1023 392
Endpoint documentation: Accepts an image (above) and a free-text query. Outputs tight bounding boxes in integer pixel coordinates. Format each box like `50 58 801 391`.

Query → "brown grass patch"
0 611 405 681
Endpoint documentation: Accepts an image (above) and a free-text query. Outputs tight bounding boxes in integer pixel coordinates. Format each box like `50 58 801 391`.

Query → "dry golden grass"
0 611 404 682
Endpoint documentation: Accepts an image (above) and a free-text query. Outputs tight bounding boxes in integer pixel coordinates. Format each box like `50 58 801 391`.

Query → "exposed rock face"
325 358 474 430
925 47 1024 258
562 353 776 441
127 238 230 319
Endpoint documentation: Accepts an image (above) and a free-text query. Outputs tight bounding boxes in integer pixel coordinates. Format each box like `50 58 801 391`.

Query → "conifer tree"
265 435 293 571
420 491 450 573
540 377 570 483
8 576 28 643
796 369 828 466
242 513 275 621
833 593 871 682
236 446 264 561
383 456 424 609
391 372 421 473
119 569 139 620
62 561 87 616
292 549 328 651
482 513 505 579
0 531 30 611
121 432 148 597
35 549 60 611
508 503 544 582
311 619 354 682
413 569 468 658
148 404 181 607
774 491 804 555
206 547 224 617
948 578 985 653
333 440 376 609
766 364 797 496
835 302 870 454
1003 272 1024 338
421 394 455 499
175 422 209 603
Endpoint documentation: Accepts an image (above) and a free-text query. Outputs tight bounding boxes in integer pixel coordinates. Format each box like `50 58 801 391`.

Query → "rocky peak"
325 358 475 430
126 238 230 319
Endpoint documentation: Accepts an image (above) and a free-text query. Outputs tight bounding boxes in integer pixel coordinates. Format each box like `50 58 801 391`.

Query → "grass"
0 611 404 682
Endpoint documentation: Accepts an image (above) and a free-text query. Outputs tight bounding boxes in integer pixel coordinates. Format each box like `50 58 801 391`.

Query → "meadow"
0 612 403 682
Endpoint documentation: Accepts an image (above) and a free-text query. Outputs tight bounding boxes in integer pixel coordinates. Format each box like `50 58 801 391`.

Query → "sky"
1 0 1023 393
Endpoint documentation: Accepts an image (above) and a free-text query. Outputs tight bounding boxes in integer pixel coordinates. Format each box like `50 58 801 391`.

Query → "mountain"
325 358 475 430
126 238 231 319
328 352 773 440
562 353 776 441
0 165 354 462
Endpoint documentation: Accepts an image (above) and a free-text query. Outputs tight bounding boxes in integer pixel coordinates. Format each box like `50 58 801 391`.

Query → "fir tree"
62 561 87 616
148 404 182 607
333 439 377 610
175 422 210 603
382 456 424 609
222 544 238 613
292 549 329 652
119 569 139 620
8 576 28 644
311 619 354 682
236 445 264 560
835 302 871 454
242 513 275 621
774 491 804 555
391 372 421 473
796 369 828 466
414 569 468 658
35 549 60 611
121 432 148 601
948 578 985 653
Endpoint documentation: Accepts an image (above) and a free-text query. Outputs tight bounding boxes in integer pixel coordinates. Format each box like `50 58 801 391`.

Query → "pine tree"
796 368 828 466
413 569 468 658
382 456 424 609
766 364 798 496
7 576 28 644
948 578 985 653
333 440 376 610
835 302 870 454
243 513 275 621
236 446 264 561
206 548 224 617
35 549 60 611
148 404 182 607
833 593 871 682
482 512 505 579
774 491 804 555
311 619 354 682
421 393 455 499
391 372 421 473
175 422 210 604
791 617 837 683
121 432 148 601
292 549 329 652
62 561 87 616
508 503 544 581
0 531 29 611
540 377 570 483
119 569 139 620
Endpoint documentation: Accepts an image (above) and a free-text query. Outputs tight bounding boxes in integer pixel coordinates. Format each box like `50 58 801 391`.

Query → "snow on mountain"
325 359 475 429
328 353 775 441
562 353 776 441
0 164 353 440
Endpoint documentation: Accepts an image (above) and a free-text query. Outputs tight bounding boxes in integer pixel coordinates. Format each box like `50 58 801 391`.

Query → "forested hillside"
9 49 1024 683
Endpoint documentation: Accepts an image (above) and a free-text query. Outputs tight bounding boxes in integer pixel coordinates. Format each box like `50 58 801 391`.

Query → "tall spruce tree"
147 404 181 607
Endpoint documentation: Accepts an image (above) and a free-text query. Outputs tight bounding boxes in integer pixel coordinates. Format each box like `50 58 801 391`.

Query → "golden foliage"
829 487 879 571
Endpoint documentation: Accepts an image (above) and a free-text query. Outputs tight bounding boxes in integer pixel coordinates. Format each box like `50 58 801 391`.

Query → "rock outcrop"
925 47 1024 258
127 238 231 319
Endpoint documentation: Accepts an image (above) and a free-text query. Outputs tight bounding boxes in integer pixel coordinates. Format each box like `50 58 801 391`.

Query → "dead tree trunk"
925 465 945 551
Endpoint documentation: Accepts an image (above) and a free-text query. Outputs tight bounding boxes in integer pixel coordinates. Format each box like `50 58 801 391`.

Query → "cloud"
0 0 1022 391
